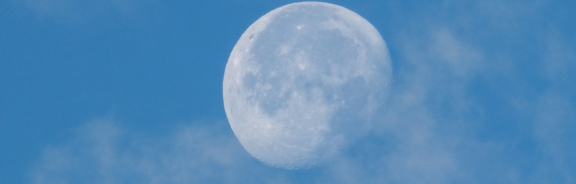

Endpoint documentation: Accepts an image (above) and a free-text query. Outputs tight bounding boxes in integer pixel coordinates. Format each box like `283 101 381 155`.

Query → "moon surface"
223 2 391 169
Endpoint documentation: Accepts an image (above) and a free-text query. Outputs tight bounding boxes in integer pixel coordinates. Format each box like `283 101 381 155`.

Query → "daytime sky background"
1 0 575 183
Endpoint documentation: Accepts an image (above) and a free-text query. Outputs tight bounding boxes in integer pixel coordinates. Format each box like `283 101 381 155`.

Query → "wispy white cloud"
30 118 288 184
324 28 484 184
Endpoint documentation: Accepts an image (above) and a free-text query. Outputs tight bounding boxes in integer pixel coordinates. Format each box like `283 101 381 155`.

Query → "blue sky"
1 0 575 183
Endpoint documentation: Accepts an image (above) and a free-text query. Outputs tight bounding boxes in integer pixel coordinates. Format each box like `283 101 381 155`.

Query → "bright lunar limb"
223 2 392 169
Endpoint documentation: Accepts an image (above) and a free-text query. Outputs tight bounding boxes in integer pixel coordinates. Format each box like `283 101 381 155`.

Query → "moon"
223 2 391 169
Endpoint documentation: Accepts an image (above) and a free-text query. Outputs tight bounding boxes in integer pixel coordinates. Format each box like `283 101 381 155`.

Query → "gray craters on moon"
223 2 391 169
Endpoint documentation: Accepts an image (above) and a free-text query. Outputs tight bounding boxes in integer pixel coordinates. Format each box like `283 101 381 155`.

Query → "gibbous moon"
223 2 391 169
